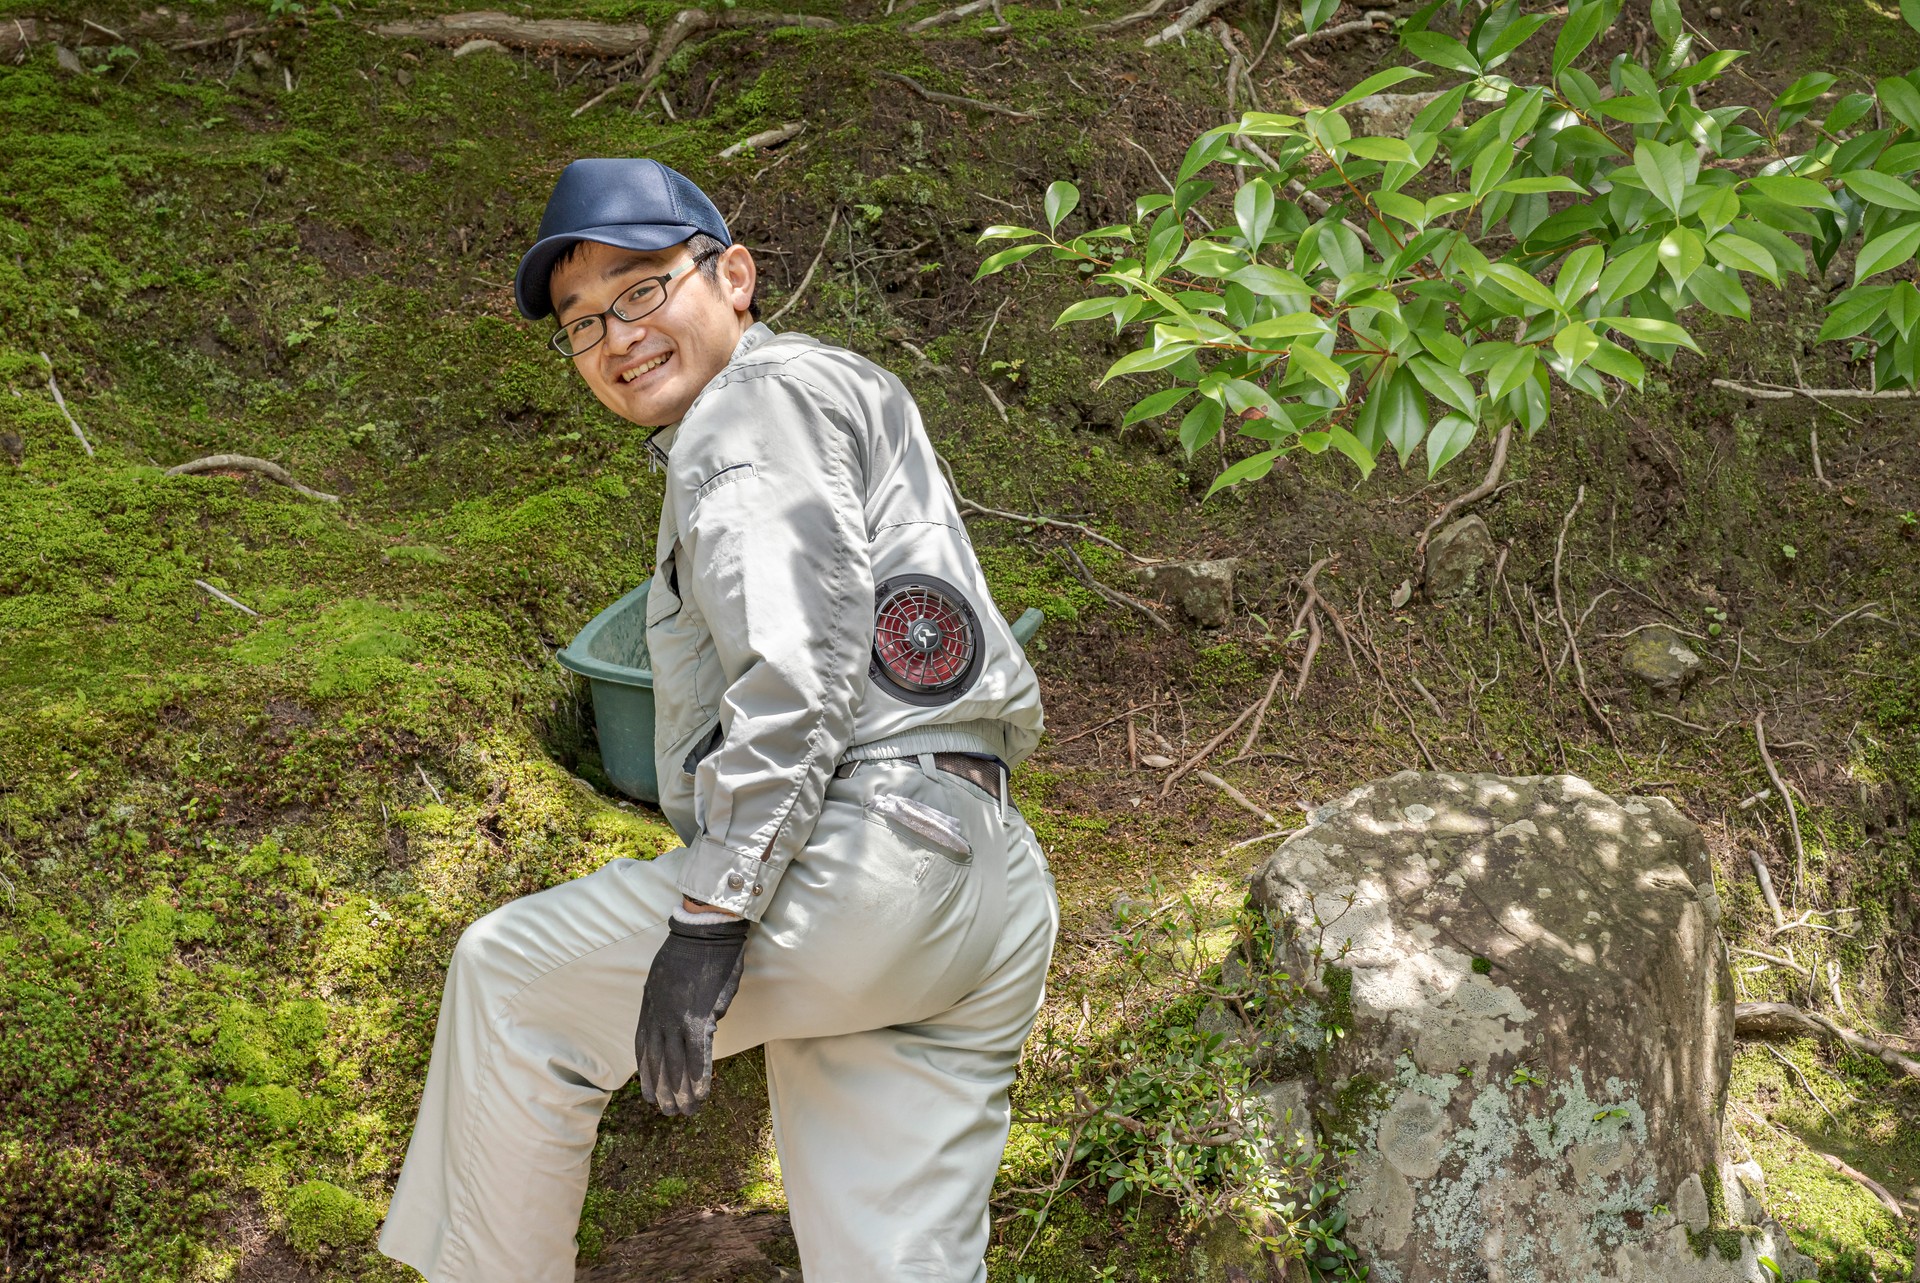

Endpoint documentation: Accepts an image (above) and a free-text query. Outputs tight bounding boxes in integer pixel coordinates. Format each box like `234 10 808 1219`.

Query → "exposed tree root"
1065 547 1175 634
881 70 1036 119
1143 0 1232 48
40 352 93 458
373 11 652 55
1735 1001 1920 1080
193 579 258 618
1712 377 1919 401
1085 0 1178 34
1417 422 1511 554
1814 1151 1912 1220
1194 770 1278 826
165 454 339 503
716 120 804 159
1286 10 1391 51
1754 710 1808 901
762 206 839 328
904 0 996 33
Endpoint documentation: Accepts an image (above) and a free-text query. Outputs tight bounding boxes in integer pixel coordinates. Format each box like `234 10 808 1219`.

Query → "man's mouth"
621 351 672 384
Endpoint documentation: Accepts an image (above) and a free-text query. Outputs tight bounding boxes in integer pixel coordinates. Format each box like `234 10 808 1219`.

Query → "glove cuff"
666 914 751 943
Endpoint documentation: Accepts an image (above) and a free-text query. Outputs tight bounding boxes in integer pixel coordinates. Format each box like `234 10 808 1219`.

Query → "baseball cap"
514 158 732 320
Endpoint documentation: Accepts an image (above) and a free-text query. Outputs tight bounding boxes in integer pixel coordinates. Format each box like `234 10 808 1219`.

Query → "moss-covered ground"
3 0 1919 1278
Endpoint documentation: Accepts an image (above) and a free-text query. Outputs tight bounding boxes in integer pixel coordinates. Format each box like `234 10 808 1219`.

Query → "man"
378 157 1058 1283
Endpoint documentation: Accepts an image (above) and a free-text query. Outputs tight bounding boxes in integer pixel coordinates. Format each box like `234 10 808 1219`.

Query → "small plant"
1704 604 1728 637
1781 544 1799 561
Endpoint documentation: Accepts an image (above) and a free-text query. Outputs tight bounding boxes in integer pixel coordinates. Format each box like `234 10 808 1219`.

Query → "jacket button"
726 872 745 891
751 883 764 896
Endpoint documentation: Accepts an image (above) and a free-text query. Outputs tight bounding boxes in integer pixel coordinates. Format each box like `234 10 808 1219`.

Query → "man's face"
548 239 757 428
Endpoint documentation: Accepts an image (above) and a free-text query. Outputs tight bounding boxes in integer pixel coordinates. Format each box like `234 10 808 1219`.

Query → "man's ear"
718 244 756 316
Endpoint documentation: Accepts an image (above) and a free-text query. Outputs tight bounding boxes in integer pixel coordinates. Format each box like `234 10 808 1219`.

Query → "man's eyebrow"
555 253 668 318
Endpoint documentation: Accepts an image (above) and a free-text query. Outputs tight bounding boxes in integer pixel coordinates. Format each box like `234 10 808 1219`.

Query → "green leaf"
1235 178 1276 251
1425 414 1478 477
1206 448 1286 497
1122 386 1191 425
1288 340 1350 393
1585 336 1646 386
1403 29 1480 74
1331 66 1431 110
1102 343 1198 382
1494 176 1586 195
1634 140 1688 215
1904 0 1920 33
1841 170 1920 213
1301 0 1340 36
1044 181 1080 232
1597 242 1661 304
1888 281 1920 338
1746 174 1839 212
1375 365 1428 464
1487 345 1537 400
1595 94 1666 125
1816 285 1892 340
1055 297 1124 326
1325 423 1376 478
1483 261 1566 313
1230 264 1314 296
1556 243 1605 307
1855 222 1920 283
1705 233 1777 283
1552 319 1600 368
1344 136 1420 164
1601 315 1704 352
1878 75 1920 134
1177 396 1226 454
1686 265 1751 319
1552 0 1609 77
1409 355 1477 414
1243 312 1331 339
1669 48 1746 90
978 224 1041 241
973 243 1046 280
1658 226 1705 283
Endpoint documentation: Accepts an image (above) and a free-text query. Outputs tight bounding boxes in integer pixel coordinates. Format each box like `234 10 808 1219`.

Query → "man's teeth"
623 353 670 382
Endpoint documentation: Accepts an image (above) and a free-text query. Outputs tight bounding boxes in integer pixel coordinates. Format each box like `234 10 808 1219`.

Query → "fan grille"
874 582 976 693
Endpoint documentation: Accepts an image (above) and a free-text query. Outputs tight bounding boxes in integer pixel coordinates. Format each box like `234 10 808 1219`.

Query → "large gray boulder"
1245 772 1816 1283
1423 516 1496 599
1131 558 1239 627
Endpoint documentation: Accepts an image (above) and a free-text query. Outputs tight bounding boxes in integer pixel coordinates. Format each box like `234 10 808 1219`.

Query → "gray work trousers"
378 758 1058 1283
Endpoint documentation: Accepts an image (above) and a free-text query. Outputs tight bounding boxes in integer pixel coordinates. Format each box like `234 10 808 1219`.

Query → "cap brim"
513 223 702 320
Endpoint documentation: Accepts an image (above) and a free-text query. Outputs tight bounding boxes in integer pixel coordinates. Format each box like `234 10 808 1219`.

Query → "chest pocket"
645 542 721 748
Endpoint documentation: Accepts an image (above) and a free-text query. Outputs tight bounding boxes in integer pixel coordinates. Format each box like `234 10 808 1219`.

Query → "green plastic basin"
557 580 1044 805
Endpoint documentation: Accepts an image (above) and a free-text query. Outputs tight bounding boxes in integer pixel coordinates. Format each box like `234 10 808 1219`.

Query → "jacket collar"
643 321 777 469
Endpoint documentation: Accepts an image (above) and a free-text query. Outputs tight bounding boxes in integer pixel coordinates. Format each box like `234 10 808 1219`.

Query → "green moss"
1686 1226 1749 1263
1471 955 1493 975
282 1179 380 1254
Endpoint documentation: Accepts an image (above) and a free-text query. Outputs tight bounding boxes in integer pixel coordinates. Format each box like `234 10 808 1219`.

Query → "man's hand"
634 912 749 1115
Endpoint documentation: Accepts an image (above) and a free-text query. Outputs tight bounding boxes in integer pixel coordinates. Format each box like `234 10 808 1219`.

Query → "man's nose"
603 311 650 354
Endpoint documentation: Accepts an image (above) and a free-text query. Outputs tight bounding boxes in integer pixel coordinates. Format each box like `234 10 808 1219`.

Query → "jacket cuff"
677 835 774 921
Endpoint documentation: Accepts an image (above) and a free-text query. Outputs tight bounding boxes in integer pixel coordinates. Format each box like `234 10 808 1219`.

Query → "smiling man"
377 158 1058 1283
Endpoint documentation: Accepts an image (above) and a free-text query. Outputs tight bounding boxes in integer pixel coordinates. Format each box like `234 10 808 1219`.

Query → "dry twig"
193 579 258 617
1753 710 1807 901
1814 1151 1909 1221
1194 770 1278 826
165 454 339 502
904 0 996 32
1286 9 1391 50
1730 945 1810 978
1066 547 1174 634
717 120 804 159
1712 377 1919 402
1143 0 1232 47
1085 0 1177 33
1553 486 1614 740
764 206 839 328
1750 849 1786 929
39 352 93 458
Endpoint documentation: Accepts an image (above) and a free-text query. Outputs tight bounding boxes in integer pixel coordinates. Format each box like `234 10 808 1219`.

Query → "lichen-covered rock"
1131 557 1239 627
1423 516 1496 599
1623 626 1704 693
1246 772 1814 1282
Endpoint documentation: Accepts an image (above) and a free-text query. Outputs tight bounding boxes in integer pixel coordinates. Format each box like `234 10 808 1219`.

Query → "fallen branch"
1160 702 1261 798
1285 9 1391 50
39 352 93 458
1143 0 1231 47
416 762 446 806
1085 0 1178 33
1762 1044 1842 1128
717 120 804 159
1417 422 1511 554
1750 849 1786 930
373 11 651 55
1730 945 1810 978
165 454 340 502
937 455 1141 559
2 17 41 60
904 0 995 32
1194 770 1278 826
1053 701 1168 746
632 9 834 103
1712 377 1920 402
1753 711 1807 901
881 70 1036 119
1814 1152 1910 1220
167 23 269 51
1238 556 1331 756
763 206 839 328
1735 1002 1920 1079
193 579 258 617
1066 546 1175 634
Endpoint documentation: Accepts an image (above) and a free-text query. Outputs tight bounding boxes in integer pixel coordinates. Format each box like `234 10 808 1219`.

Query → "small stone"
250 47 274 70
1390 577 1413 609
1131 558 1239 627
1707 4 1724 17
1423 515 1496 599
55 45 86 76
1139 752 1175 769
1622 626 1702 693
1 432 23 465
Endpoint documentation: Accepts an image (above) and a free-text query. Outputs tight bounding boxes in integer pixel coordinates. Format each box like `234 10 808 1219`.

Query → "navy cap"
514 158 732 320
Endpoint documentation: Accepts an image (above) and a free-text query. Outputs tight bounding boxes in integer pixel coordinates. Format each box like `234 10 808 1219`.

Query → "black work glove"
635 915 750 1116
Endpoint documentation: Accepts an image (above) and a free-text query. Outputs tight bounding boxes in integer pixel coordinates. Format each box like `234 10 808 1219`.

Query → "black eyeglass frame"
548 249 723 357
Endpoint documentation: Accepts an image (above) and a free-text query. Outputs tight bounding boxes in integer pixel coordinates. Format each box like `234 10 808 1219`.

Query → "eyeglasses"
549 250 720 357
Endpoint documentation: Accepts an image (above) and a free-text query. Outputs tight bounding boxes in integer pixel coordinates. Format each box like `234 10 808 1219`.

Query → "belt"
834 752 1007 804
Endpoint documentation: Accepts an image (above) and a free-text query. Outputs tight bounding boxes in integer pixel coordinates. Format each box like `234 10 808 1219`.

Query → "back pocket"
865 794 972 863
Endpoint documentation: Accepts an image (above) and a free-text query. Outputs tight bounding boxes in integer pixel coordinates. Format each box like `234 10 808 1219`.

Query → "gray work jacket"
644 323 1044 920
